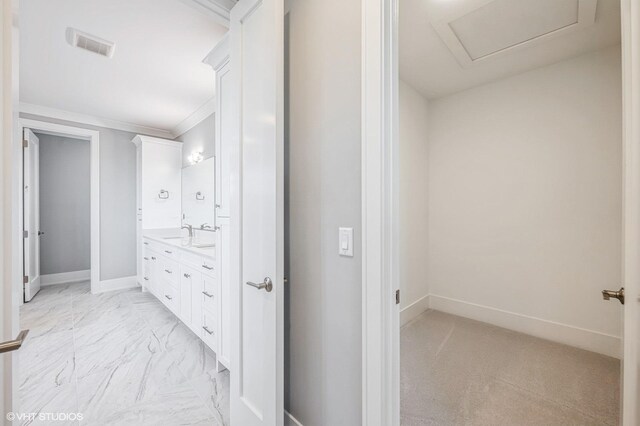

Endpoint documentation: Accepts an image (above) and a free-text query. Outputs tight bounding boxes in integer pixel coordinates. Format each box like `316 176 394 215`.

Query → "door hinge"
395 289 400 305
22 139 28 148
23 230 28 238
23 275 28 284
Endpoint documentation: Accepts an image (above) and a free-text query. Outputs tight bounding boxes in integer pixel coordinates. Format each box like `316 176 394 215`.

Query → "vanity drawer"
161 257 180 285
201 274 217 314
161 282 180 315
159 244 180 260
200 259 216 276
201 310 217 351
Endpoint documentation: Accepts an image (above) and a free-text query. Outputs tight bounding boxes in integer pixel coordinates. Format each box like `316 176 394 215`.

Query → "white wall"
399 80 430 325
286 0 362 423
21 113 138 281
426 46 623 356
37 133 90 275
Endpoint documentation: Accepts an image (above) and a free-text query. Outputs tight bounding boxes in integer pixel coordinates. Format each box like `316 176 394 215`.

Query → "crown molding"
19 102 174 139
179 0 237 27
173 97 216 138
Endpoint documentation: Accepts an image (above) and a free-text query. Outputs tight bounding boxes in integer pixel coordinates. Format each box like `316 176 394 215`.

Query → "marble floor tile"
19 382 79 426
19 281 230 426
166 332 218 380
190 367 230 426
401 309 620 426
19 329 76 395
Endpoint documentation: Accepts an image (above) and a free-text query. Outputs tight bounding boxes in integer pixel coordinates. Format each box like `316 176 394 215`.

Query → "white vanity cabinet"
133 135 183 287
142 236 229 371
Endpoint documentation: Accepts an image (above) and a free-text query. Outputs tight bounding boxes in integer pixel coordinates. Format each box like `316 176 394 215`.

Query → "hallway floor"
19 282 229 425
401 310 620 426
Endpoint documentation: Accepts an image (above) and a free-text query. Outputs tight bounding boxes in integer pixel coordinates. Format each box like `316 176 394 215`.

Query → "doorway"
19 119 100 299
393 0 628 424
22 128 92 302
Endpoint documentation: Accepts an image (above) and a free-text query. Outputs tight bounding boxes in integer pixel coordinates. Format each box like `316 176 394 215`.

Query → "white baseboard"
285 410 303 426
429 294 621 359
96 275 139 293
400 294 430 326
41 269 91 286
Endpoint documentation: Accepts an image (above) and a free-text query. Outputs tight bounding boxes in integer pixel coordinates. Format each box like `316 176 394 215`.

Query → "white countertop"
143 228 216 259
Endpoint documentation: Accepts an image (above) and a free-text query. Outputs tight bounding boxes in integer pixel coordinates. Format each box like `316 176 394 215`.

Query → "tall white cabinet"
132 135 183 287
205 34 232 370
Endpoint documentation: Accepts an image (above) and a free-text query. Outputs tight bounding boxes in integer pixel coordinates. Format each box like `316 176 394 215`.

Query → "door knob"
246 277 273 292
0 329 29 354
602 287 624 304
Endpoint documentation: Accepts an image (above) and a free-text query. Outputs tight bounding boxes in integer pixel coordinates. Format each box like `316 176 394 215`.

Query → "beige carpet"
401 310 620 426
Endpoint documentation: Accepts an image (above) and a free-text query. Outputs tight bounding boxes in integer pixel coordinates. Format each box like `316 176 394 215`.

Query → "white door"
229 0 284 425
23 128 41 302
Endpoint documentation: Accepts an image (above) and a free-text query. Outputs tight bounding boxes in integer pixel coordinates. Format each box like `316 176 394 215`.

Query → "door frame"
17 119 100 295
361 0 640 425
361 0 399 425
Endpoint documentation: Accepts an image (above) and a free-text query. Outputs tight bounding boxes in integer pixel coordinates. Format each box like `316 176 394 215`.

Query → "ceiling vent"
66 28 115 58
433 0 597 68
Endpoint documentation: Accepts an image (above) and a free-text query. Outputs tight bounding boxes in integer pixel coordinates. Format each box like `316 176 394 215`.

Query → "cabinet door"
149 252 160 296
141 141 182 229
180 265 201 331
215 59 232 218
142 250 151 291
201 309 217 352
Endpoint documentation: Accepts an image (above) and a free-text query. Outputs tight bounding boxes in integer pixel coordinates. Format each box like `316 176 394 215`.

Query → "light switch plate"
339 227 354 257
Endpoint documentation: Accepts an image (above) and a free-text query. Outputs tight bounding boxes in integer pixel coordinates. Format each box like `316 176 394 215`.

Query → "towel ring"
196 191 205 201
158 189 169 199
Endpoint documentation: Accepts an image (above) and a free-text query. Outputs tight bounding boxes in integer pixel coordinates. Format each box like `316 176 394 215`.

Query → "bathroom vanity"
132 135 231 372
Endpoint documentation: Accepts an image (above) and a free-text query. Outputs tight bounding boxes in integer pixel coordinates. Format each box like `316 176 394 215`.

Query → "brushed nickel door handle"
602 287 624 304
246 277 273 292
0 329 29 354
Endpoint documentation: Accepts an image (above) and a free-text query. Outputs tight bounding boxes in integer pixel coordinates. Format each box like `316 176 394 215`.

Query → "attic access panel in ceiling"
433 0 598 68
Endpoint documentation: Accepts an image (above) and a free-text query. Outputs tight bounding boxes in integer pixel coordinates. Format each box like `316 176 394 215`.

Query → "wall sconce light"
188 150 204 165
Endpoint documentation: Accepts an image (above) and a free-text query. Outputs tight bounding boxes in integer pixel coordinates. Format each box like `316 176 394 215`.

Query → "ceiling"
400 0 621 100
20 0 228 136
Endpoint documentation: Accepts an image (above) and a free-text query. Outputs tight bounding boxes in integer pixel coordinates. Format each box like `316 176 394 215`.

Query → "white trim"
178 0 236 27
19 102 174 139
429 294 621 359
173 97 216 138
41 269 91 286
400 294 430 327
204 33 230 69
284 410 304 426
97 275 139 293
18 118 101 295
361 0 399 425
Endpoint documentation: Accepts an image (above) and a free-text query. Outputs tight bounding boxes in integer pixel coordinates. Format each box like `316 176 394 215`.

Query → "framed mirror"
181 157 215 230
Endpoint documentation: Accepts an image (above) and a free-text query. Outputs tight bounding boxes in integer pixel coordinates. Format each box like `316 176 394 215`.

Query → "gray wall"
286 0 362 424
37 133 90 275
175 113 215 167
21 113 138 281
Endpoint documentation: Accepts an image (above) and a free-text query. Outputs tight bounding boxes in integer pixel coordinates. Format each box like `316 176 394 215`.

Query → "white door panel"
23 128 41 302
230 0 284 425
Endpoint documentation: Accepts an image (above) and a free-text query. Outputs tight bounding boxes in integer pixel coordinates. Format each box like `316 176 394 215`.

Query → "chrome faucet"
182 224 193 238
200 223 213 231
